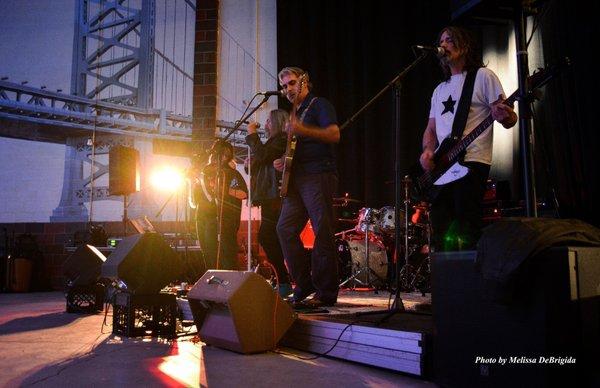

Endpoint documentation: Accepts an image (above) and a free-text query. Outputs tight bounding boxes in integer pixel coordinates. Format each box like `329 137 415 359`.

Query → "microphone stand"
155 191 176 219
219 94 273 270
339 51 429 320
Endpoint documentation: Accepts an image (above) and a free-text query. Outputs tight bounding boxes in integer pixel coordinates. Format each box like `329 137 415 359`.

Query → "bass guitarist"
420 26 517 251
274 66 341 308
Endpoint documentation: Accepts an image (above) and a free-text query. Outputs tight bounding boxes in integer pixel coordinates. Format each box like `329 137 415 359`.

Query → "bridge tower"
52 0 157 222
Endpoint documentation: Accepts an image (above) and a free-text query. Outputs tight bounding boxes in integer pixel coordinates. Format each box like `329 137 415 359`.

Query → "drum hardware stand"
220 93 272 270
339 211 382 289
355 176 414 320
334 228 356 238
412 208 432 294
337 49 431 318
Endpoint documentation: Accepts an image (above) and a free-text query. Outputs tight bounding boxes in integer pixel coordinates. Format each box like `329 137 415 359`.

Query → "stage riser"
281 319 426 376
287 323 422 353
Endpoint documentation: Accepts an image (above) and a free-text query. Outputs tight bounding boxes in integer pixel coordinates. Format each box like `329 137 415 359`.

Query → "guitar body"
279 73 308 198
411 136 468 201
430 137 469 185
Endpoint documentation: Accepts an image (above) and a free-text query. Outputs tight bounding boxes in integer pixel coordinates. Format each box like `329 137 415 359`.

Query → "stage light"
150 166 184 192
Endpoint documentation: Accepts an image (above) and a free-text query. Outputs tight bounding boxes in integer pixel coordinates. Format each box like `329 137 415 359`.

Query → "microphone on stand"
258 90 285 97
414 45 446 58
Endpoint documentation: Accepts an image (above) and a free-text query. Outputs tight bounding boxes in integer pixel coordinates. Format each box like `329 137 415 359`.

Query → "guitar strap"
298 97 317 123
450 68 479 140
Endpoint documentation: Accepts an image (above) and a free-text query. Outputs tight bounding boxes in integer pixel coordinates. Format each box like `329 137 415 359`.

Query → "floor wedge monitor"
188 270 296 354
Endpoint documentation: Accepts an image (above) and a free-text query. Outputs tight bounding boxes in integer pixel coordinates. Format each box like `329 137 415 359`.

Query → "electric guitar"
279 74 306 197
411 60 568 200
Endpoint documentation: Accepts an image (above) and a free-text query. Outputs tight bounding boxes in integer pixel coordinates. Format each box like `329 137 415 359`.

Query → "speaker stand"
123 194 129 236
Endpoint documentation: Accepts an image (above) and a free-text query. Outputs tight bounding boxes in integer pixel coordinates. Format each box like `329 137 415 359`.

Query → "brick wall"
193 0 219 149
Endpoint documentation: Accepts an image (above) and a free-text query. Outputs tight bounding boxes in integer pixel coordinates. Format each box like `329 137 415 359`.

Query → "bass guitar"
411 60 568 200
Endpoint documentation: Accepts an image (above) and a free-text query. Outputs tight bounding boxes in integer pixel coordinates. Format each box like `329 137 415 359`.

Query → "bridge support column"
51 137 89 222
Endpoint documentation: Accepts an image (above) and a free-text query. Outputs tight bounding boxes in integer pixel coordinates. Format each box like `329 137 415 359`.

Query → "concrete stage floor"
0 290 435 387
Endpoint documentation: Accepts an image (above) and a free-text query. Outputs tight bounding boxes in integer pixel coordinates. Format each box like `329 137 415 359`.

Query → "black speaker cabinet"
101 233 181 294
431 247 600 387
188 270 296 354
63 244 107 287
109 145 140 196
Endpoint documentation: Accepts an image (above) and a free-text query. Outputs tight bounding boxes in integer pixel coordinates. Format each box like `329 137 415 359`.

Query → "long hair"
268 109 289 138
438 26 484 81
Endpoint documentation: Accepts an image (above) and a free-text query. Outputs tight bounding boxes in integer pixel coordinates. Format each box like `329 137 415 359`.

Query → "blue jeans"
276 172 339 303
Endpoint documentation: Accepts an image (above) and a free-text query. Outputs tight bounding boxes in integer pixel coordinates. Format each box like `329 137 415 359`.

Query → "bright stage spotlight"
150 166 185 192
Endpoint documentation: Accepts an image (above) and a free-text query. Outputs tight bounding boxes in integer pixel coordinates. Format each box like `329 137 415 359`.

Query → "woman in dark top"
245 109 292 297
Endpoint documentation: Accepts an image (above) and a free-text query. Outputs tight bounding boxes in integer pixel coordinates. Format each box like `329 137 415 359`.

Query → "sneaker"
304 298 335 308
276 283 293 299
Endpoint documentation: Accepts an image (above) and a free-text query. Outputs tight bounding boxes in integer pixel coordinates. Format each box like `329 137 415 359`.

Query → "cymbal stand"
395 176 414 292
339 210 382 289
350 49 432 320
410 205 431 294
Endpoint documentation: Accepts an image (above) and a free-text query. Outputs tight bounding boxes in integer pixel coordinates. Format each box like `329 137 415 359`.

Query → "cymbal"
333 196 361 204
413 204 430 211
337 218 357 223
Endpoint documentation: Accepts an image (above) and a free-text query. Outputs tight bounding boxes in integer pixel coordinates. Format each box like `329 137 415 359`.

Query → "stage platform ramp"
281 291 433 377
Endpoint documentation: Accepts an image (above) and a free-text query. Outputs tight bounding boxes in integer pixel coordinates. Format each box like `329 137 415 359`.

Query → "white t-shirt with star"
429 67 505 165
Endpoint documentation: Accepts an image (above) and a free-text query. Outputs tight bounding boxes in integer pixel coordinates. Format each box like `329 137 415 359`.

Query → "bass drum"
337 234 388 285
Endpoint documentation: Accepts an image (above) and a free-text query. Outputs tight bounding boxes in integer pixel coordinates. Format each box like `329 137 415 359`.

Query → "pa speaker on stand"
109 145 140 235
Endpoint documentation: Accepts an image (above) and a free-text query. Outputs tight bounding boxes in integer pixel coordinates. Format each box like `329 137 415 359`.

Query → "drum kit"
333 196 432 292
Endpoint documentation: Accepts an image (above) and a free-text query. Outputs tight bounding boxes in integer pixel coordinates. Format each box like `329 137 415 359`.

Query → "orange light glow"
150 167 184 193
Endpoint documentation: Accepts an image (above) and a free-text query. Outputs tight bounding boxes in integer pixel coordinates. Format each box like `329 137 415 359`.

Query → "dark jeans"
430 161 490 251
276 172 339 303
259 198 290 284
196 211 216 269
218 224 239 270
196 211 239 270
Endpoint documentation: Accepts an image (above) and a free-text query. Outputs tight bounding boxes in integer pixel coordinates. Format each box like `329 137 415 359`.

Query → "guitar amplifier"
431 247 600 387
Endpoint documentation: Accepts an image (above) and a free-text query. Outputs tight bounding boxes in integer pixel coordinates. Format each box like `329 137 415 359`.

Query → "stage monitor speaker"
431 247 600 388
101 233 181 294
109 145 140 196
188 270 296 354
63 244 107 287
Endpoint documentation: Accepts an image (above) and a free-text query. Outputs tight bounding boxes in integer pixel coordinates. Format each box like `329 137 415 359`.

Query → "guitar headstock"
292 72 308 108
528 57 571 90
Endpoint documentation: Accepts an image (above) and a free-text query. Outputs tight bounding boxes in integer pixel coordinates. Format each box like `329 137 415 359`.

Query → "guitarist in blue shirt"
419 26 517 251
274 66 341 308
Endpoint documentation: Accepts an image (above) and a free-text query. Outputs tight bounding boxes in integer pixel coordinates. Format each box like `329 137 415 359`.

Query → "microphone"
414 45 445 58
258 90 285 97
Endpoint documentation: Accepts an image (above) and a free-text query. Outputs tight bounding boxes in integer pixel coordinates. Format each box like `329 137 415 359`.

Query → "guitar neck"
448 91 518 159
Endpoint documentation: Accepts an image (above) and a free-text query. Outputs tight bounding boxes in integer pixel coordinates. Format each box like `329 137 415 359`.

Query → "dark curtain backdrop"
533 0 600 226
277 0 450 208
276 0 599 226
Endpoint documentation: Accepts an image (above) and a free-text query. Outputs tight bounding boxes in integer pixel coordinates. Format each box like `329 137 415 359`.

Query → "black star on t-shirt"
441 95 456 115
